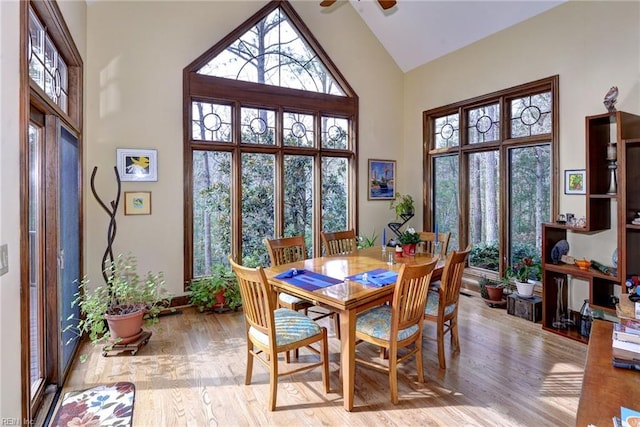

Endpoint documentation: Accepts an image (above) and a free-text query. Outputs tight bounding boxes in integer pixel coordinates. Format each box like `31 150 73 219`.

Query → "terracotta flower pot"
105 309 145 345
486 285 504 301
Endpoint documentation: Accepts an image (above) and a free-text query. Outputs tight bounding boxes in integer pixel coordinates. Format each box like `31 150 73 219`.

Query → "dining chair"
321 229 357 255
354 259 438 404
418 231 451 258
228 256 330 411
423 244 472 369
264 236 314 313
264 236 340 343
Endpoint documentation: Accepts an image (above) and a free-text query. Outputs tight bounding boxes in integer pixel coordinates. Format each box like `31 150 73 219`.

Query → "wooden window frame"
423 76 559 279
182 0 359 284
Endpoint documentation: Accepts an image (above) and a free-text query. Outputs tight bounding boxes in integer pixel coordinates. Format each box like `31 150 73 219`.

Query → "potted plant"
68 253 171 356
390 193 415 218
506 257 542 296
189 264 242 312
397 227 421 256
357 230 378 249
478 275 506 304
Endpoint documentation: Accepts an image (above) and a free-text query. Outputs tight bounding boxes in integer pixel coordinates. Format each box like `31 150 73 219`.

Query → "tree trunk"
485 151 498 244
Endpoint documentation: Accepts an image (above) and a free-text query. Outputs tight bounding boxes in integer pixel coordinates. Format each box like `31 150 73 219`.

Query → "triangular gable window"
196 5 346 96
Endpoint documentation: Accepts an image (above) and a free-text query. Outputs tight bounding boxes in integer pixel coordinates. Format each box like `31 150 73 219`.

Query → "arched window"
183 0 358 280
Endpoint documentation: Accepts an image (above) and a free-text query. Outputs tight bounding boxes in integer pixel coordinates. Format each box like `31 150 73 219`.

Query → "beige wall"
83 0 404 291
403 0 640 307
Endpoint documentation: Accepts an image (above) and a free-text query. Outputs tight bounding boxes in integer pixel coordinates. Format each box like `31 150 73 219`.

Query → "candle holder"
606 142 617 195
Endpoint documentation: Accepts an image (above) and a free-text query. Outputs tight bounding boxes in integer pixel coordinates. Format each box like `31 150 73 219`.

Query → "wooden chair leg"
389 347 399 405
416 341 425 383
451 318 460 353
245 341 254 385
437 322 446 369
269 351 278 411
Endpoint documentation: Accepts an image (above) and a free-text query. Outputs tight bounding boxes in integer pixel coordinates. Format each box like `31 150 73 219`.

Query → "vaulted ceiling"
334 0 565 72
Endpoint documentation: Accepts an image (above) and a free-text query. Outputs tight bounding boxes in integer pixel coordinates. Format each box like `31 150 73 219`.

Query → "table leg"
340 309 356 411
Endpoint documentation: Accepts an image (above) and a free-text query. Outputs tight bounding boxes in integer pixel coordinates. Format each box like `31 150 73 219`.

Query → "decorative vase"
515 280 535 297
485 285 504 301
105 309 145 345
402 243 416 256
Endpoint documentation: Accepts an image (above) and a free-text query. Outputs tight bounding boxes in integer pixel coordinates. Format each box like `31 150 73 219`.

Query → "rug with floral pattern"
51 382 135 427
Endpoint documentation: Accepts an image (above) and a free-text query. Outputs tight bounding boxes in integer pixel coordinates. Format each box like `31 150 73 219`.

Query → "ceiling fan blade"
378 0 397 10
320 0 337 7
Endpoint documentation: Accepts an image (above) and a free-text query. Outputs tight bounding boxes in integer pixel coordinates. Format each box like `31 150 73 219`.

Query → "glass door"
58 125 80 377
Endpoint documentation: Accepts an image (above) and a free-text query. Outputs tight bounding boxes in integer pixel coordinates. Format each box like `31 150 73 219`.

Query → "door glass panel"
468 151 500 271
509 145 551 265
59 126 80 375
242 153 275 267
284 155 313 256
433 155 459 251
28 123 43 397
192 151 232 276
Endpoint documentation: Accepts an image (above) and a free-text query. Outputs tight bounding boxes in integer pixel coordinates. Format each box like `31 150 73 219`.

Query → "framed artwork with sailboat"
368 159 396 200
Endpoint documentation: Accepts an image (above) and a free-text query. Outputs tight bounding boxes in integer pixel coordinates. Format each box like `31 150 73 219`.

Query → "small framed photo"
368 159 396 200
124 191 152 215
116 148 158 182
565 169 586 195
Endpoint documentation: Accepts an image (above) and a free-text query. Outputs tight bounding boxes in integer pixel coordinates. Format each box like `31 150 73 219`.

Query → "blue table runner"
345 268 398 287
274 269 342 291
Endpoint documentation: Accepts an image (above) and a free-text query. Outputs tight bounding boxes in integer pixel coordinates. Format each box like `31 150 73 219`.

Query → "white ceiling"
342 0 565 72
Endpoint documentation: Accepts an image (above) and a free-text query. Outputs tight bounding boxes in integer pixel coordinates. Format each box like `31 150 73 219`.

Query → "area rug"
51 382 135 427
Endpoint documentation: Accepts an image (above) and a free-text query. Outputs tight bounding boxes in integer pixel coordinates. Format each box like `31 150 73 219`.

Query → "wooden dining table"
264 246 444 411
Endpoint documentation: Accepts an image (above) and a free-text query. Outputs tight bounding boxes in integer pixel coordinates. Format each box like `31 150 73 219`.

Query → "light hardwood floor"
58 291 586 426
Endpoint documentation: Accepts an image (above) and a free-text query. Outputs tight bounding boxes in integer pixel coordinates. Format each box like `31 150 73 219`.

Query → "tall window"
183 0 358 279
424 76 557 278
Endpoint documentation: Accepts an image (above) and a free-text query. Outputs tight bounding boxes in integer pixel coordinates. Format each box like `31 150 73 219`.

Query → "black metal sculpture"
90 166 121 285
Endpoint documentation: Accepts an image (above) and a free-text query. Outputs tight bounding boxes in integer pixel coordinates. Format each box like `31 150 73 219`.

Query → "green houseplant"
478 275 506 302
189 264 242 312
390 193 415 218
506 257 542 296
68 253 171 355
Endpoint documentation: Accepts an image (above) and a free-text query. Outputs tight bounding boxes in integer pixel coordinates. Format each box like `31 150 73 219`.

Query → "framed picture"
124 191 152 215
116 148 158 182
368 159 396 200
565 169 586 194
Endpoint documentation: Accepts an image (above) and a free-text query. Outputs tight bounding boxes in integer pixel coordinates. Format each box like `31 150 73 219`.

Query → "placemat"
345 268 398 287
274 269 342 291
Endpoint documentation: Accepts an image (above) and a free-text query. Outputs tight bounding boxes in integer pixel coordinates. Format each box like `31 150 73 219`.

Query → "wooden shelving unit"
542 111 640 343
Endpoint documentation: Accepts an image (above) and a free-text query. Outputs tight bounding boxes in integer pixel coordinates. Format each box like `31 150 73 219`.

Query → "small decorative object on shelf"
606 142 618 195
575 217 587 228
552 277 574 329
551 239 570 264
575 258 591 271
556 214 566 224
632 211 640 225
566 213 575 226
603 85 618 112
